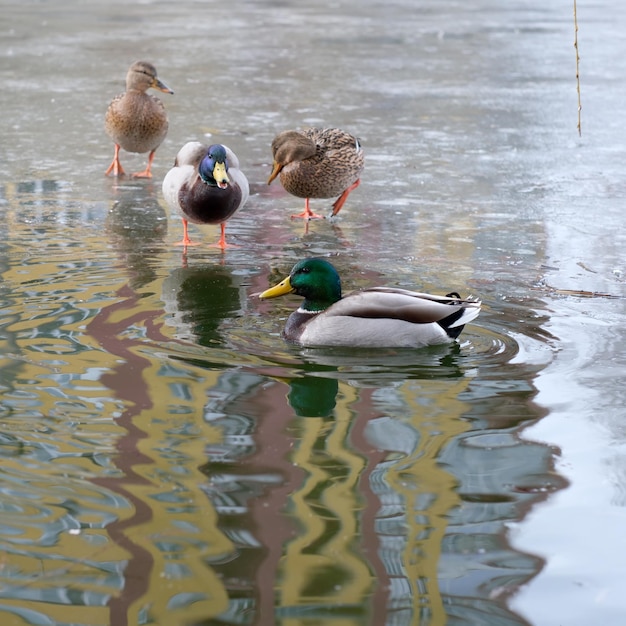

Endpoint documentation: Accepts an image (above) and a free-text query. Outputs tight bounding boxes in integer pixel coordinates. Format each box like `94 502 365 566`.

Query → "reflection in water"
181 330 548 625
0 167 555 624
288 375 338 417
162 264 248 348
197 372 304 625
86 283 168 626
0 181 134 624
105 181 168 290
86 184 253 625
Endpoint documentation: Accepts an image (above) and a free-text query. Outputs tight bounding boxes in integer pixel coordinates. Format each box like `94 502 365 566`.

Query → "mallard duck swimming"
259 258 481 348
105 61 173 178
162 141 249 249
267 127 364 219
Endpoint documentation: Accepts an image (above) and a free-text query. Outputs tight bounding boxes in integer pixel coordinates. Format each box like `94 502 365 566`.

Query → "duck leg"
132 149 157 178
175 220 236 250
104 144 126 177
291 198 324 220
330 178 361 217
174 219 200 247
213 223 237 250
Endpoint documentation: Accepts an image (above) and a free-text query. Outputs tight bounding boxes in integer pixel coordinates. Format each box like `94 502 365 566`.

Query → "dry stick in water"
574 0 582 135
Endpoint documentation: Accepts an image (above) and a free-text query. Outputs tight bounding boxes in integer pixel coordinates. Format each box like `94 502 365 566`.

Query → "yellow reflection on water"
284 383 371 607
277 374 472 624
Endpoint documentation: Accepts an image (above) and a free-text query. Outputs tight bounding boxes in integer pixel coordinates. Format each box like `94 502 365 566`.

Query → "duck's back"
285 288 478 348
281 127 364 199
105 92 168 153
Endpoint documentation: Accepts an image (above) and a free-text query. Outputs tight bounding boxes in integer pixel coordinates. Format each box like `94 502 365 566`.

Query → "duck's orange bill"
267 161 283 185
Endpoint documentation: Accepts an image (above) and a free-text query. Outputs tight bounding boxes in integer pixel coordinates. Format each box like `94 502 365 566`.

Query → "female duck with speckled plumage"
105 61 173 178
162 141 249 249
267 127 364 220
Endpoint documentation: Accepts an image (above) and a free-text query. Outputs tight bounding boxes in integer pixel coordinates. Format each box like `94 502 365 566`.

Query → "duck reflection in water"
162 264 247 348
288 375 339 418
105 181 168 289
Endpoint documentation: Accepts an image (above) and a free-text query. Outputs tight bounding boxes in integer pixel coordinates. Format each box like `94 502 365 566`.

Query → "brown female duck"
105 61 173 178
267 127 364 219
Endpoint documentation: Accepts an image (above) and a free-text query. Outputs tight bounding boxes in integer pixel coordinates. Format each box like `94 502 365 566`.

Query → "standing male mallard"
259 258 481 348
105 61 173 178
267 127 364 219
162 141 249 249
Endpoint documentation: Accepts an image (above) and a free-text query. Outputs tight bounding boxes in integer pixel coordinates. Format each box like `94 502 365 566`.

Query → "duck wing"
162 142 206 211
327 288 481 327
222 144 250 206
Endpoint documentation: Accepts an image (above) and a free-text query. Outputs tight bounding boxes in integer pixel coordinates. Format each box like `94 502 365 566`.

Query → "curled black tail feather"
439 292 467 339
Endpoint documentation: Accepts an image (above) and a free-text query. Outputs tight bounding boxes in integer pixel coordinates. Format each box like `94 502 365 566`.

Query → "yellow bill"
259 276 294 299
213 161 230 189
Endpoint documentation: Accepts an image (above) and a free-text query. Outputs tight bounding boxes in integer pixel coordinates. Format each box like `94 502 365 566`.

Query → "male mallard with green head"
267 127 364 219
162 141 249 249
105 61 173 178
259 258 481 348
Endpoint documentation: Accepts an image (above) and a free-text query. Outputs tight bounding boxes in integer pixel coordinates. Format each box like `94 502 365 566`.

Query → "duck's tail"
440 293 482 339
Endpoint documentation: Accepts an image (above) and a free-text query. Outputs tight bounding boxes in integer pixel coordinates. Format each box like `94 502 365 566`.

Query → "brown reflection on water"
86 284 165 626
80 186 239 624
229 383 305 626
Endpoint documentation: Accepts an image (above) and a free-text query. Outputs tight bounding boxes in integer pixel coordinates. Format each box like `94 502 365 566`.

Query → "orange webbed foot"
290 198 324 220
131 169 153 179
132 150 157 179
173 220 201 247
105 144 126 177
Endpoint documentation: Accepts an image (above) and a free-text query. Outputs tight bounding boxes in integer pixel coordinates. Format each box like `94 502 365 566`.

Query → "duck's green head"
199 144 230 189
259 258 342 312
